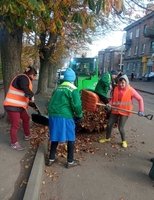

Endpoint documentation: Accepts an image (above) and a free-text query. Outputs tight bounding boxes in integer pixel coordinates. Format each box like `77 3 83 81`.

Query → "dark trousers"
49 141 75 163
106 114 128 141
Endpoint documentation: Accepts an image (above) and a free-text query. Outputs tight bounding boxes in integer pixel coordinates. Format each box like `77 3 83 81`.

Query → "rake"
81 90 153 120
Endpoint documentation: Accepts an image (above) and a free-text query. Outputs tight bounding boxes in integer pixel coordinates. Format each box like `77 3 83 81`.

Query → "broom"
81 90 153 120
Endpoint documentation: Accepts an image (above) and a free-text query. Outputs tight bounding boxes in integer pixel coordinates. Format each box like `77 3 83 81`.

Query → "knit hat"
110 70 118 75
64 68 76 82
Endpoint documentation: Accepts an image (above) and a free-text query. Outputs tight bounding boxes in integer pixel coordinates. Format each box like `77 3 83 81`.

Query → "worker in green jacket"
95 70 118 104
47 68 83 168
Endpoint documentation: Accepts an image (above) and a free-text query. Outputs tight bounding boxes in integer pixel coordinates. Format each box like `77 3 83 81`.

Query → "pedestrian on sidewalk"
47 68 83 168
131 72 134 81
3 66 37 150
99 74 144 148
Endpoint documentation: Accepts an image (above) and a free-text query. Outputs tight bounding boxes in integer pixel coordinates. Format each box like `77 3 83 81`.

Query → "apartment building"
123 11 154 79
98 46 122 75
0 52 2 82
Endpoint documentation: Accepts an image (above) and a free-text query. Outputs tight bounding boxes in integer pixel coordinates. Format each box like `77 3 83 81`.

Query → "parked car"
142 72 154 81
59 69 67 80
56 68 67 84
148 72 154 78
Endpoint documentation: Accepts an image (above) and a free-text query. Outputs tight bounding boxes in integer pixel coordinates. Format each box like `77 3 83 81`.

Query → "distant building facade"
0 50 2 82
123 11 154 79
98 46 122 75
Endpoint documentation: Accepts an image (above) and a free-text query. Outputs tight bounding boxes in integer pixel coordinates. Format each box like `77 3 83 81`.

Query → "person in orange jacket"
99 74 144 148
3 66 37 150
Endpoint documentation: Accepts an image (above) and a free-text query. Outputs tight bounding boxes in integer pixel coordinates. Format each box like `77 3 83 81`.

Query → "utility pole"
119 32 126 71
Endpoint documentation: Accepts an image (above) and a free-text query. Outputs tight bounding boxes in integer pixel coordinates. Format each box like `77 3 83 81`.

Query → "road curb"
23 144 45 200
135 88 154 95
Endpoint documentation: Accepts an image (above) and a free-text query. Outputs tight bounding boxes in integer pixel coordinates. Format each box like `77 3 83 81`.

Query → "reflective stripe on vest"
111 86 133 116
8 89 25 96
3 74 32 109
4 98 28 106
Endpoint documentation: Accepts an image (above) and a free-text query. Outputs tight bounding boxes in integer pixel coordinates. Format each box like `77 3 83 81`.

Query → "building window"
143 24 147 33
128 48 131 56
141 44 145 53
129 32 132 39
134 46 138 55
136 28 139 37
126 65 130 71
150 41 154 53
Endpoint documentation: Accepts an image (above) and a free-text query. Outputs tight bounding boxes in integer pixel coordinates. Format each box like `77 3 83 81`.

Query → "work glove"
28 102 40 114
29 101 37 108
105 104 112 112
138 111 145 117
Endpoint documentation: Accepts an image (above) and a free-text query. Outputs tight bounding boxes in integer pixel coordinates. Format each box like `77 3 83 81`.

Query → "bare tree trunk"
37 58 49 94
48 64 57 89
0 25 23 95
36 32 58 94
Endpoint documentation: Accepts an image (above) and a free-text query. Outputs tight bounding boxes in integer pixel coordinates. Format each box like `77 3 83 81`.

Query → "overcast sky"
87 31 125 57
87 0 152 57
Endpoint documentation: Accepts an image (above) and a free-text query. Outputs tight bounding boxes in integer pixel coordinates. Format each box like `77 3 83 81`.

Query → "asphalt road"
40 91 154 200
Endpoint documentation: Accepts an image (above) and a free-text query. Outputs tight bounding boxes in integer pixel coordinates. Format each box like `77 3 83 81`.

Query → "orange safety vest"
3 74 32 109
111 85 133 116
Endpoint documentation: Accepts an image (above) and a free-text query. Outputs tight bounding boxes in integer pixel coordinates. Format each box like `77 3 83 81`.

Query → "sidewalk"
0 81 48 200
0 80 153 200
0 93 34 199
130 80 154 95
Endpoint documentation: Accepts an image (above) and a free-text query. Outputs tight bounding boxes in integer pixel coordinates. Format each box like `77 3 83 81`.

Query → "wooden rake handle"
96 103 153 120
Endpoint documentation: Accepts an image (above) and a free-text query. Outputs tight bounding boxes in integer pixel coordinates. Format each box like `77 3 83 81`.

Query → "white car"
56 68 67 83
143 72 154 81
59 69 66 80
148 72 154 78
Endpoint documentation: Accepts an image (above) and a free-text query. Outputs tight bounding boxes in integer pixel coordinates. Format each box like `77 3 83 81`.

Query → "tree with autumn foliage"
32 0 126 94
0 0 48 94
0 0 149 95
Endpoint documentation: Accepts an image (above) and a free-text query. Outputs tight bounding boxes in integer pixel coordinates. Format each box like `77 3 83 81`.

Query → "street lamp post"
119 32 126 71
119 47 124 70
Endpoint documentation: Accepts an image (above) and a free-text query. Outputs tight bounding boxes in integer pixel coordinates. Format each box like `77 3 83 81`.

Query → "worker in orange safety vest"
99 74 144 148
3 66 37 150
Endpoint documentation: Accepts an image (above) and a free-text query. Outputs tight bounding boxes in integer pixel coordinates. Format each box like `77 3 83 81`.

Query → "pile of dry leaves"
30 125 102 158
77 107 108 133
30 124 49 148
30 106 108 150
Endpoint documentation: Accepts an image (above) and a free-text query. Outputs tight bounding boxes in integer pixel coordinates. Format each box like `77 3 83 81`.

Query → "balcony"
125 38 132 46
124 38 132 51
144 26 154 38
